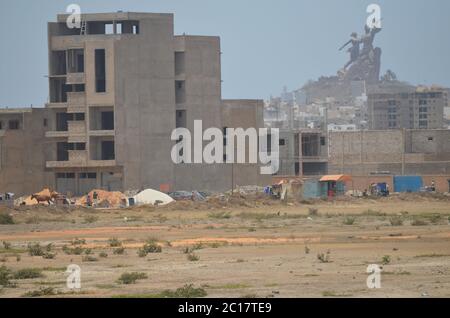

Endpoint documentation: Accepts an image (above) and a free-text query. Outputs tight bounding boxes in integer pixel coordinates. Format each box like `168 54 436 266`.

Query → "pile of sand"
75 189 127 208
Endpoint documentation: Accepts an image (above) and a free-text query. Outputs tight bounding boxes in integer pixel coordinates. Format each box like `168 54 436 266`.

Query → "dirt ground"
0 193 449 298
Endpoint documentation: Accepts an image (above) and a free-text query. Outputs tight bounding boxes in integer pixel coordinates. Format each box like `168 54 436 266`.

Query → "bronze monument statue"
339 24 382 84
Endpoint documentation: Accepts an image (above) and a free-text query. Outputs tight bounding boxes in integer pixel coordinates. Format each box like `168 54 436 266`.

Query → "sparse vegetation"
82 255 98 262
389 216 404 226
2 241 11 250
83 215 99 224
414 253 450 258
27 243 44 256
23 287 57 297
137 241 162 257
317 250 331 263
62 245 84 255
411 218 428 226
429 214 442 224
0 213 14 225
382 255 391 265
322 290 352 297
113 247 126 255
208 211 232 219
343 216 355 225
308 208 318 216
0 266 14 287
304 245 310 254
117 272 148 285
158 284 207 298
71 238 86 245
363 209 386 216
13 268 44 279
99 252 108 258
108 238 122 247
187 253 200 261
42 252 56 259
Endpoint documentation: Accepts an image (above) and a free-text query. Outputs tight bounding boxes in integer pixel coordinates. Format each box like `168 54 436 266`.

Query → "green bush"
117 272 148 285
42 252 56 260
0 213 14 225
343 217 355 225
113 247 125 255
99 252 108 258
137 242 162 257
382 255 391 265
71 238 86 245
27 243 44 256
159 284 207 298
62 245 84 255
0 266 14 287
23 287 56 297
108 238 122 247
13 268 44 279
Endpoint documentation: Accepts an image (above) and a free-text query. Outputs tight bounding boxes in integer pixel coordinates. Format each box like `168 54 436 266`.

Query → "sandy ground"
0 193 449 298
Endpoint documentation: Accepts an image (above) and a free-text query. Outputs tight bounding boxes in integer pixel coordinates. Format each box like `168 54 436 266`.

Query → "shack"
319 175 352 199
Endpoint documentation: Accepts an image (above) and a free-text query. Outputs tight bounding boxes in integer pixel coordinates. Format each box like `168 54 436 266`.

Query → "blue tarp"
393 176 423 193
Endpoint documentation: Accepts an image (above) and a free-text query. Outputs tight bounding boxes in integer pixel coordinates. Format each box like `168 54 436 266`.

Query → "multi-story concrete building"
276 129 328 176
368 86 447 130
0 108 52 195
0 12 270 196
329 129 450 175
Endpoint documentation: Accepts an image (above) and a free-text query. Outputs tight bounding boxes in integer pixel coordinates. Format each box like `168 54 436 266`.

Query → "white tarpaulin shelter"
133 189 174 206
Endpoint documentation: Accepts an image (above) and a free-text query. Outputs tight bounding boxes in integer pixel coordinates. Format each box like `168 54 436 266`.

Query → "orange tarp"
320 175 352 182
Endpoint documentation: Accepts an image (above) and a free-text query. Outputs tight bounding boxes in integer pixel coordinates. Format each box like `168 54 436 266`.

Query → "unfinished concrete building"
276 129 328 176
0 109 52 195
368 86 447 130
0 12 269 196
329 129 450 176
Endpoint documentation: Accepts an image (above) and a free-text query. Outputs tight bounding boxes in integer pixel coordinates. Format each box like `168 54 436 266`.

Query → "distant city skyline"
1 0 449 107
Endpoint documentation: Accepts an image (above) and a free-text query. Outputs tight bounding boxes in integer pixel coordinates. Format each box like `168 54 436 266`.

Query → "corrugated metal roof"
320 175 352 182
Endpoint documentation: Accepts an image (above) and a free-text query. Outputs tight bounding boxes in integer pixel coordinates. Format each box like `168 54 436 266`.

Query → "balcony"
46 102 67 109
46 158 116 169
89 130 115 137
68 121 87 143
67 92 86 107
66 72 85 85
45 130 69 138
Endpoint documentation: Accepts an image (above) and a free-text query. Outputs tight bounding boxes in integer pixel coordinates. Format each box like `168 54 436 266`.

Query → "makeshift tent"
133 189 174 206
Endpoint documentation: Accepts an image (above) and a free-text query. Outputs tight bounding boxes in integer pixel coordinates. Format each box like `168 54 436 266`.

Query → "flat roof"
0 108 33 114
56 12 173 23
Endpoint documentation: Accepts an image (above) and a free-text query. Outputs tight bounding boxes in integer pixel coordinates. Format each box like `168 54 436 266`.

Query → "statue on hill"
338 24 382 84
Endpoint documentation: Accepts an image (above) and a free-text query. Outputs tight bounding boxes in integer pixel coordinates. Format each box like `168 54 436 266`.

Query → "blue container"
393 176 423 193
303 180 328 199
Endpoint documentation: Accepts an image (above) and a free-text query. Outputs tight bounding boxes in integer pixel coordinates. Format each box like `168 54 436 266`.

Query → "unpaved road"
0 195 449 298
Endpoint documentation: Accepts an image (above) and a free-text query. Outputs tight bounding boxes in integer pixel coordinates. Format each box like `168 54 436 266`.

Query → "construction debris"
169 191 206 201
75 189 127 208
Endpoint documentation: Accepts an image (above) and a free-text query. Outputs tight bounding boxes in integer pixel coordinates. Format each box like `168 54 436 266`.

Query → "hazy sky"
0 0 449 107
